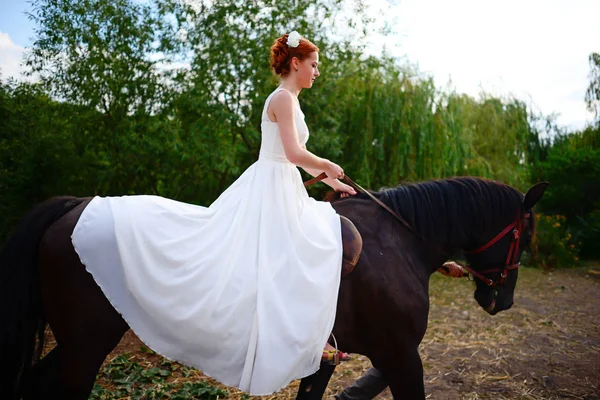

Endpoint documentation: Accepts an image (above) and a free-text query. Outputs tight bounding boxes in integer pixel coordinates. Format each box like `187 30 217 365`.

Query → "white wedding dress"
71 87 343 395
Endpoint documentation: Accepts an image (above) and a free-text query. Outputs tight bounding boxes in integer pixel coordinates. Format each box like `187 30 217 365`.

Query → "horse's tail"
0 196 85 399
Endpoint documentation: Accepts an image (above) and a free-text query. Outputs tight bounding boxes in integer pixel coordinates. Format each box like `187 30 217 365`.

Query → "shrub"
572 209 600 259
530 214 580 269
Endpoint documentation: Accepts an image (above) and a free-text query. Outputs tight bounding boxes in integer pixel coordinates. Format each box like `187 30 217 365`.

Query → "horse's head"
464 182 548 315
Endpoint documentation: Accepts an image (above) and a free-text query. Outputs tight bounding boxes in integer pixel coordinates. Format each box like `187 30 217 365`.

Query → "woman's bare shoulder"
270 89 295 107
269 90 295 118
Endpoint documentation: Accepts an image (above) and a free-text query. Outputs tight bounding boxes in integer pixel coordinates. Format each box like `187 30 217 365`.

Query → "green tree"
26 0 184 115
531 127 600 259
3 0 551 245
0 80 86 237
25 0 193 196
174 0 386 190
23 0 387 198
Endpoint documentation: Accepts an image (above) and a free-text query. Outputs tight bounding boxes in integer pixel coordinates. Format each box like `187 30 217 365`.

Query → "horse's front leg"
295 362 336 400
373 347 425 400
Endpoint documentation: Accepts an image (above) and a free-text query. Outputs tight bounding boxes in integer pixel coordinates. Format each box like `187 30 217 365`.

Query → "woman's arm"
303 164 356 195
270 91 343 179
302 155 343 190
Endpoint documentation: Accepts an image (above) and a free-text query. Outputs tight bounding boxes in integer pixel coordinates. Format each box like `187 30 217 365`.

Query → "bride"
71 31 355 395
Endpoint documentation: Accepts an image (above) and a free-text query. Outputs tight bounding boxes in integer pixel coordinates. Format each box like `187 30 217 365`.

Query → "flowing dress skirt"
71 158 342 395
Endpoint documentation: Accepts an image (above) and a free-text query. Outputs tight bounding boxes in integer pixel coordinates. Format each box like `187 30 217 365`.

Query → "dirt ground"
98 265 599 399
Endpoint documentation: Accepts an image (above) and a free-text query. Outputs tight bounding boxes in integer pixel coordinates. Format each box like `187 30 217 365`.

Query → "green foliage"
572 210 600 259
0 80 89 237
534 145 600 219
0 0 572 249
26 0 182 115
303 58 533 195
530 214 579 269
90 354 227 399
531 127 600 259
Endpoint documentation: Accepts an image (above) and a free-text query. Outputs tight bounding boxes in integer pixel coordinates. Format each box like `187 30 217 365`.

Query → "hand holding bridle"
323 160 344 180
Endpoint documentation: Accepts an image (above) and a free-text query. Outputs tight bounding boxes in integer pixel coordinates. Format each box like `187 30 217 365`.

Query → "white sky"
379 0 599 131
0 32 26 79
1 0 598 130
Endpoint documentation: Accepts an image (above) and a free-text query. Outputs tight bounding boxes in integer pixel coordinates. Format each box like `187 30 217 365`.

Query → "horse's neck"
377 180 519 268
375 196 467 257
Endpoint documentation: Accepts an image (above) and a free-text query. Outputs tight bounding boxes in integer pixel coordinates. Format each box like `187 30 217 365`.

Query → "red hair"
270 34 319 77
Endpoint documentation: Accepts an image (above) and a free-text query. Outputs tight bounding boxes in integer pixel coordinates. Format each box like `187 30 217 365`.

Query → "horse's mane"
335 177 524 247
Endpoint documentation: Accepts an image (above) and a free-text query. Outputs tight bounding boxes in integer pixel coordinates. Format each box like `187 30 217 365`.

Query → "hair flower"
287 31 301 48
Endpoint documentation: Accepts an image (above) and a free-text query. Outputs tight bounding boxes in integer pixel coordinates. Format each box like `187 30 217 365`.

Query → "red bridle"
462 214 527 287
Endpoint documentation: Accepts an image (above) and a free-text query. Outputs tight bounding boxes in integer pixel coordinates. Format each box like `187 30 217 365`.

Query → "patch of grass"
91 353 227 400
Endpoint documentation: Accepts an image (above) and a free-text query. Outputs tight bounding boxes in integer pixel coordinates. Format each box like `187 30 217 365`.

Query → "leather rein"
304 172 525 288
304 172 416 234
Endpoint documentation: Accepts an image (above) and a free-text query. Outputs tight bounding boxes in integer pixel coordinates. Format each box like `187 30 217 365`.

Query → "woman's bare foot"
324 342 336 352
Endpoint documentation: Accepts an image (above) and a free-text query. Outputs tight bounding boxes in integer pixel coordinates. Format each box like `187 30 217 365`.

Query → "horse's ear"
523 182 549 210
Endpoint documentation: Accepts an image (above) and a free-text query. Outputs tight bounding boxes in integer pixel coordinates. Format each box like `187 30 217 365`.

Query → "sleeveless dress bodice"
71 87 342 395
259 88 309 163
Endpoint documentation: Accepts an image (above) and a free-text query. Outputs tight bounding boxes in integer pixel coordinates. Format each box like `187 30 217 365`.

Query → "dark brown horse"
0 177 547 399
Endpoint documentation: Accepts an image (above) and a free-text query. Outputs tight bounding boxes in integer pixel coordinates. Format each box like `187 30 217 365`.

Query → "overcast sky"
1 0 598 131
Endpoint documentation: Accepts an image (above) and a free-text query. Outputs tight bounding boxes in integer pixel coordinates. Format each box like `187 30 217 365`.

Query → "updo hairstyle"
270 34 319 77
